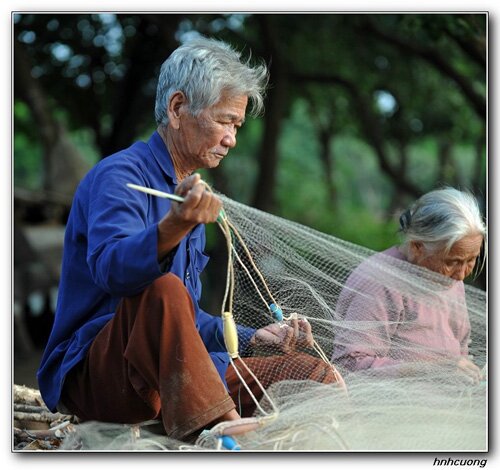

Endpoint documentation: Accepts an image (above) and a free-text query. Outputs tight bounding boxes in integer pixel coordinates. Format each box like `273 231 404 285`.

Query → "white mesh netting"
60 194 487 452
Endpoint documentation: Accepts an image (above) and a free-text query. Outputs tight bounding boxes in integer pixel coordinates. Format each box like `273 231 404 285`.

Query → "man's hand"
170 173 222 227
157 173 222 260
250 316 314 353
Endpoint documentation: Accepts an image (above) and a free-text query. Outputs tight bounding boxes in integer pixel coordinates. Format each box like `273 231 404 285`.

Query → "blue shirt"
37 131 255 412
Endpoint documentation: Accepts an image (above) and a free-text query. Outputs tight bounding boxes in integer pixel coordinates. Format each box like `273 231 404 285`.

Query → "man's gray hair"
399 187 486 255
154 36 269 126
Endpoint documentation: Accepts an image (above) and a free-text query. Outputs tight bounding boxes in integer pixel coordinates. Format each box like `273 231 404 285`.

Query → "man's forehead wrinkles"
213 112 246 125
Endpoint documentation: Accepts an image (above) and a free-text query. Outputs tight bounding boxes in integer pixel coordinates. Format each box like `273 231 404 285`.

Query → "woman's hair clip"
399 209 412 232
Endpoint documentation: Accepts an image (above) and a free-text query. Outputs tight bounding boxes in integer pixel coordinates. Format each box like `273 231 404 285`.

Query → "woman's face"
410 234 484 281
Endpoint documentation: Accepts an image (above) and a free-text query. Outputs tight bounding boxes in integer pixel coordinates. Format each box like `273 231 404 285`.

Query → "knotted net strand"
213 195 486 451
60 192 487 451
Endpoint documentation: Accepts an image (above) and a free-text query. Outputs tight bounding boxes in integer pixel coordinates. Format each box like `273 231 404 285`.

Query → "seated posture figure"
332 188 485 383
37 37 338 443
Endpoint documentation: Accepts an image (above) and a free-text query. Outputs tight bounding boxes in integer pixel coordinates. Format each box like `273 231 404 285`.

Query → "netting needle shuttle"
126 183 186 203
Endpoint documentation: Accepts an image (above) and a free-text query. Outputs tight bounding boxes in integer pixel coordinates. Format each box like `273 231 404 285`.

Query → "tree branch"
293 72 422 198
362 21 485 120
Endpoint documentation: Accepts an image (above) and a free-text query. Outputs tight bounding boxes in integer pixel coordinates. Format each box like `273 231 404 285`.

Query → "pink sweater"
331 246 470 372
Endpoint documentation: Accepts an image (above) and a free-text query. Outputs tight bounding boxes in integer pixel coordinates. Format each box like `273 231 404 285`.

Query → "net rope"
60 191 487 452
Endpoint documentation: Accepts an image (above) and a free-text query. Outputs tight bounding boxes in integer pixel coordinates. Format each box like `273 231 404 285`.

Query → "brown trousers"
61 273 338 440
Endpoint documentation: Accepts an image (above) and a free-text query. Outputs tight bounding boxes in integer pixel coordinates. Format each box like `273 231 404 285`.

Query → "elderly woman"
331 188 485 383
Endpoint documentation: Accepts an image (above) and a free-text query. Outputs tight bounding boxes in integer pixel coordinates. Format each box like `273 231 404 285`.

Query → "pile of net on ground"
59 194 487 452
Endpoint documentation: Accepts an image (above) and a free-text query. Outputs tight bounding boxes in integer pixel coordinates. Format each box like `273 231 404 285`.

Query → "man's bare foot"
220 408 241 421
211 409 261 436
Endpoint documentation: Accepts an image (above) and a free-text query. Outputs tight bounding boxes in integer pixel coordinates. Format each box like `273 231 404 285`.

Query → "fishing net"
59 193 487 452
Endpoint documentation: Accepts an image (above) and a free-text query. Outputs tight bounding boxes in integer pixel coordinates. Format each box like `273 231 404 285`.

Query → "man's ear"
167 91 187 130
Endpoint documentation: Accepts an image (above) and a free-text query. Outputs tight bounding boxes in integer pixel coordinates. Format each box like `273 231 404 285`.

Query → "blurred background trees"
13 13 487 380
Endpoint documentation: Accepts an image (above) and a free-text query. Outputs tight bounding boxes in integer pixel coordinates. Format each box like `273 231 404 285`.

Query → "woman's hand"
455 357 482 384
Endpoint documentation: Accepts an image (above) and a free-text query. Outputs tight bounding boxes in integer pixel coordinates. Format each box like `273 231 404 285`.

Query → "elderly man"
331 187 485 384
37 37 337 444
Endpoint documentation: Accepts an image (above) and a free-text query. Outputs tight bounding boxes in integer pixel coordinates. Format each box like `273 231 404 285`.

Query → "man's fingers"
298 319 314 347
281 325 294 353
189 190 221 222
172 175 222 224
176 173 201 197
290 317 299 340
184 182 206 208
254 320 315 354
285 316 314 349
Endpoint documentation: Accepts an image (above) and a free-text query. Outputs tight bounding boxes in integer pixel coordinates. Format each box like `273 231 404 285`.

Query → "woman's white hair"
154 36 269 127
399 187 486 255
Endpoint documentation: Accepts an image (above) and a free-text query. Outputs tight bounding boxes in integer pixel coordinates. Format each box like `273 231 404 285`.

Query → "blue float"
269 303 283 322
219 435 241 450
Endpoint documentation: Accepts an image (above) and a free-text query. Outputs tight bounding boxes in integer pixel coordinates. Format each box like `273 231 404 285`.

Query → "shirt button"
186 271 190 280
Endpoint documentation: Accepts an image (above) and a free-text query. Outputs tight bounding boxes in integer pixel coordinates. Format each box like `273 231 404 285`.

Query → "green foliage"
14 101 43 190
14 100 100 190
273 100 401 251
69 129 101 166
275 100 324 222
14 12 486 264
14 132 43 190
324 210 401 252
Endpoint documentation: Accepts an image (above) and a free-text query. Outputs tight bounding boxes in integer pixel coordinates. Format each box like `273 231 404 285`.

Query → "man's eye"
221 122 240 132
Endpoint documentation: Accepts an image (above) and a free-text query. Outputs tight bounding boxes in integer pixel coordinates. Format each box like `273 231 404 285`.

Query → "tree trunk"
14 40 58 192
348 86 421 198
251 16 289 213
100 15 182 156
293 72 422 199
437 140 453 185
251 75 288 212
14 40 91 198
472 134 486 202
388 142 410 217
318 128 337 210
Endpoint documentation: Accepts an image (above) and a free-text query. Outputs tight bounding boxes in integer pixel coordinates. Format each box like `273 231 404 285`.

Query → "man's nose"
222 129 237 148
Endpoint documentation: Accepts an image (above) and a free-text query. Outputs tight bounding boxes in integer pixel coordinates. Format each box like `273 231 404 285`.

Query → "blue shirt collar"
148 130 178 185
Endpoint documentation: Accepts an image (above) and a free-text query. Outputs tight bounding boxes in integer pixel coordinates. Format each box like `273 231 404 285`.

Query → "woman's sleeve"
332 279 404 372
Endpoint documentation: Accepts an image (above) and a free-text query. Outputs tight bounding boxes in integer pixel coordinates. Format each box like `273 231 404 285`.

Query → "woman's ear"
409 241 424 261
167 91 187 130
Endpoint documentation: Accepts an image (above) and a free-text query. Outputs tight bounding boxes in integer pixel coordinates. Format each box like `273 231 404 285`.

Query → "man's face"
173 91 248 170
410 233 483 281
